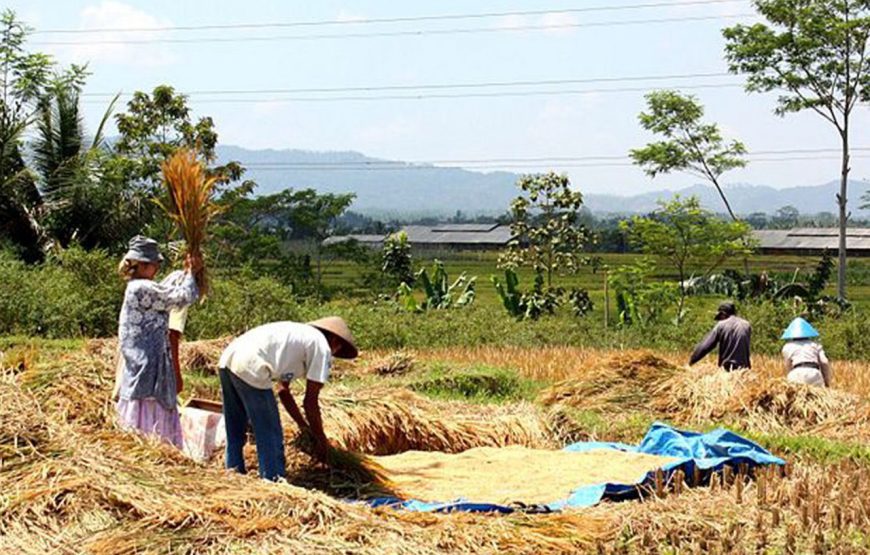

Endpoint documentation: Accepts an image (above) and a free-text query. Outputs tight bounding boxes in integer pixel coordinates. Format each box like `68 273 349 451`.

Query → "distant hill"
216 145 870 218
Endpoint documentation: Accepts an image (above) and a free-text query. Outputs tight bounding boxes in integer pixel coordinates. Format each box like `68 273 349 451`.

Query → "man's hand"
303 380 330 464
277 381 309 432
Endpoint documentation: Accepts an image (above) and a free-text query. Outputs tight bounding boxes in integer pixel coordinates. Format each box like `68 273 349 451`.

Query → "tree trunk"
710 176 750 276
838 129 849 300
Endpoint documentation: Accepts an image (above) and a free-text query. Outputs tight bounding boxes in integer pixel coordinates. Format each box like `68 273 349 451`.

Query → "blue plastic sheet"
367 422 785 513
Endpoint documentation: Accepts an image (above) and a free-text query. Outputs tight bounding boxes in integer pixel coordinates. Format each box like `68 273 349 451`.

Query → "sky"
11 0 870 198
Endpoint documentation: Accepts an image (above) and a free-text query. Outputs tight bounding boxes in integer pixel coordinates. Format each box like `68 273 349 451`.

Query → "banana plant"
397 260 475 312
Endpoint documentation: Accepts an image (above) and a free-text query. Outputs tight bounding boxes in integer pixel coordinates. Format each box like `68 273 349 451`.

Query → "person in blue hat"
112 235 202 447
781 317 831 387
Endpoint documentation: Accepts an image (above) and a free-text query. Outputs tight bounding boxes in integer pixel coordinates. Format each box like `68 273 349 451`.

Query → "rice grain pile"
374 445 677 506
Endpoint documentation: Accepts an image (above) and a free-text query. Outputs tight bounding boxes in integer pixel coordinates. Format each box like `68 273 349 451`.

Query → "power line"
81 82 746 105
233 149 870 171
34 13 753 46
80 71 734 98
33 0 748 34
237 155 870 171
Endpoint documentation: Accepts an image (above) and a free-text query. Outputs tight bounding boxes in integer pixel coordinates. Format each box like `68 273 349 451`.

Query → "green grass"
406 363 544 403
322 251 870 310
743 431 870 465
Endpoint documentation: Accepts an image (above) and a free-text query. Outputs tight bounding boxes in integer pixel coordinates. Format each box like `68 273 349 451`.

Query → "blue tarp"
368 422 785 513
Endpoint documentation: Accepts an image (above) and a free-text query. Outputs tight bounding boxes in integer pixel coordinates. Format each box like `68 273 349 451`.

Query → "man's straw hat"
307 316 358 359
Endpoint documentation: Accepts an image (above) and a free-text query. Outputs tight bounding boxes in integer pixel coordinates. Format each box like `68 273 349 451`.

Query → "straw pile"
322 388 554 455
538 351 680 412
658 366 870 441
366 350 416 376
180 336 233 372
0 349 615 554
610 461 870 554
374 446 677 506
87 336 232 374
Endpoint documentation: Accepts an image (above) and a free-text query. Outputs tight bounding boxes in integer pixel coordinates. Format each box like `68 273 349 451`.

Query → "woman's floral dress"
116 271 198 447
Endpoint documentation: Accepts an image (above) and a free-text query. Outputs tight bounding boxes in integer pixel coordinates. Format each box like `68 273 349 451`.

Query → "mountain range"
216 145 870 218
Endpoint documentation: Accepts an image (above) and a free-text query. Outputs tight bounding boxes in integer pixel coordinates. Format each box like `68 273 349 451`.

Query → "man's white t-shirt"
218 322 332 390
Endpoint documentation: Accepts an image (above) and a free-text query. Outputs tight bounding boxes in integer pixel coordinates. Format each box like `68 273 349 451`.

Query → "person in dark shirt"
689 301 752 371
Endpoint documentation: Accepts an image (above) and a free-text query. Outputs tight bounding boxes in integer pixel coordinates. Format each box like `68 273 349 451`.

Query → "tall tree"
499 172 592 288
621 196 754 321
33 77 131 249
0 10 55 261
723 0 870 300
630 90 747 222
113 85 253 234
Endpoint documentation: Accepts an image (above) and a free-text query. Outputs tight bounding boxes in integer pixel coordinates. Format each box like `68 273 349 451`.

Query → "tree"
723 0 870 300
113 85 254 233
32 76 132 250
499 172 592 287
773 205 800 228
0 10 61 261
862 188 870 209
746 212 769 229
621 196 754 321
630 90 747 222
381 231 413 287
214 188 354 289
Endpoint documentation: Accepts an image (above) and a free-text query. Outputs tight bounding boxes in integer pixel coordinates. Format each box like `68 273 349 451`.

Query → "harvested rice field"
3 338 870 553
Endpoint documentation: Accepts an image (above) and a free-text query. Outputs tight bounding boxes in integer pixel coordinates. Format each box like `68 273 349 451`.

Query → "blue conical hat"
781 317 819 340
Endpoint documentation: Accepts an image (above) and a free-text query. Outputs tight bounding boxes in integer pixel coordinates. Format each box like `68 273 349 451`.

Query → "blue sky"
11 0 870 198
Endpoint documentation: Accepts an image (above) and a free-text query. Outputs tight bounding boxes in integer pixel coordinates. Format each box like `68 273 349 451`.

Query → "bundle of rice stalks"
659 366 870 440
367 351 416 376
159 148 223 297
293 428 395 497
321 388 554 455
181 336 232 373
0 370 51 470
538 351 680 412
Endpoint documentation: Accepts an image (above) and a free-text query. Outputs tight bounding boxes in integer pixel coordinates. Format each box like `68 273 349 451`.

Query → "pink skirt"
116 398 184 448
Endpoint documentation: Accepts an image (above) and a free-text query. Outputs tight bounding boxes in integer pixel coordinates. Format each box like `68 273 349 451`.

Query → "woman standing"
114 235 200 447
781 317 832 388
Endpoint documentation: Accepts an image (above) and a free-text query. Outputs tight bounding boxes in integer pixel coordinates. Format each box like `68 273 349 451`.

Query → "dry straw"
159 148 223 297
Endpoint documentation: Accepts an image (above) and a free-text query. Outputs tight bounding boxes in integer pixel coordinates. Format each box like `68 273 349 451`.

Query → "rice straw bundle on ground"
180 336 233 372
374 445 677 506
320 387 554 455
159 148 222 296
1 364 610 554
612 460 870 553
366 350 416 376
659 365 870 440
538 351 680 412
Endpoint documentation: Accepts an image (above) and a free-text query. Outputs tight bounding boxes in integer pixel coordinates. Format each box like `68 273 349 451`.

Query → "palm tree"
0 112 43 261
32 83 126 249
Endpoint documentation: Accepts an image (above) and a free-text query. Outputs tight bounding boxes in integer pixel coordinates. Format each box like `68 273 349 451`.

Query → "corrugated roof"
429 223 499 232
402 224 513 244
754 228 870 251
323 234 385 246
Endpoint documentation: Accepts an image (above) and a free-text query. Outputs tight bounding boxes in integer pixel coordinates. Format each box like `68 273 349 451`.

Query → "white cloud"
494 14 529 30
335 9 366 23
56 1 175 68
540 12 579 36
